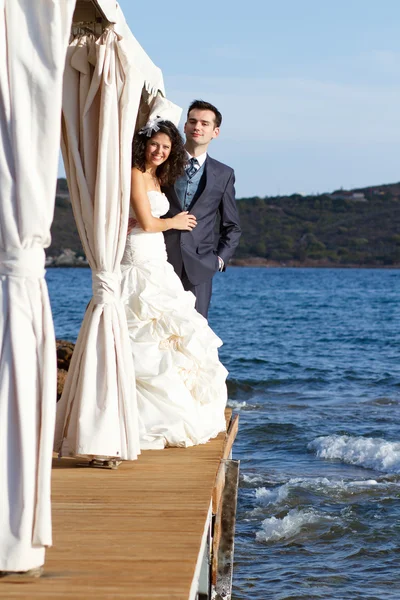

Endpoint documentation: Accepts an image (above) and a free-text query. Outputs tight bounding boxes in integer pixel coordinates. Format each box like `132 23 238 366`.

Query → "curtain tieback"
92 270 121 304
0 248 45 277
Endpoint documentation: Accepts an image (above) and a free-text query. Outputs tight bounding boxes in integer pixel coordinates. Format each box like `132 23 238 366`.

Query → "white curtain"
0 0 75 572
54 28 147 461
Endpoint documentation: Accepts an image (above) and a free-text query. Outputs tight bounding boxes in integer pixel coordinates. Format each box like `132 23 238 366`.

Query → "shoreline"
230 257 400 269
45 256 400 270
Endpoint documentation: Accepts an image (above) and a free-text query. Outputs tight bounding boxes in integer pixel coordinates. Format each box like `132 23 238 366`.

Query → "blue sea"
46 267 400 600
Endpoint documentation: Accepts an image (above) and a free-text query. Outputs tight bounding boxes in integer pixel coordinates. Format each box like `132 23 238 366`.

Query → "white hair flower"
138 116 163 137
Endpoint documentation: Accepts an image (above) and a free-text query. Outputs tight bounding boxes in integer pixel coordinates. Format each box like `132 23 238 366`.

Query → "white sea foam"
227 400 247 410
254 478 338 506
241 473 264 485
347 479 379 487
308 435 400 474
255 484 290 505
253 476 394 511
256 508 328 542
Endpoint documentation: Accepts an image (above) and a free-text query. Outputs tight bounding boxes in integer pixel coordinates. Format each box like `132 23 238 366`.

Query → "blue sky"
61 1 400 197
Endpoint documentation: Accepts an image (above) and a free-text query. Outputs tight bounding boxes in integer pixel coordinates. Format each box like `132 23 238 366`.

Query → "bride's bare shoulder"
131 167 144 178
131 167 146 187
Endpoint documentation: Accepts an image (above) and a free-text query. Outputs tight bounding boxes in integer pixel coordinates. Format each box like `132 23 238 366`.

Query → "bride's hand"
172 211 197 231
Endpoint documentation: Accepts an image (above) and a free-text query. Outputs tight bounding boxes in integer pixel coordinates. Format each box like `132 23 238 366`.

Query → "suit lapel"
188 156 216 211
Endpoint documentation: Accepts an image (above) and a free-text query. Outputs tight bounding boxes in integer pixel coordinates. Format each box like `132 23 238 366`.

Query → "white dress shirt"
185 150 207 170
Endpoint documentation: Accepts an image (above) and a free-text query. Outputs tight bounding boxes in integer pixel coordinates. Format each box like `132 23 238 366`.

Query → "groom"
163 100 241 319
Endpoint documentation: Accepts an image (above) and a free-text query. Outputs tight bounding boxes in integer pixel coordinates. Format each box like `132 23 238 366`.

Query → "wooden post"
212 459 240 600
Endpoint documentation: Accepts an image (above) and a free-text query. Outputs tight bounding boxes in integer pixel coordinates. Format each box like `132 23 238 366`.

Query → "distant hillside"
235 183 400 266
50 179 400 266
48 179 83 257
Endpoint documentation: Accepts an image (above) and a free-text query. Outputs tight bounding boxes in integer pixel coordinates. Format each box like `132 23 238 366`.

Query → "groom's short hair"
187 100 222 128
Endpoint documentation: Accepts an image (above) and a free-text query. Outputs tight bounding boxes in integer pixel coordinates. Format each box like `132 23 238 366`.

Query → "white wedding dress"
120 191 228 449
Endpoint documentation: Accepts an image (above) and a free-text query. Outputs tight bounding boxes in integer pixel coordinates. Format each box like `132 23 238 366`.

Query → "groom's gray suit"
163 155 241 318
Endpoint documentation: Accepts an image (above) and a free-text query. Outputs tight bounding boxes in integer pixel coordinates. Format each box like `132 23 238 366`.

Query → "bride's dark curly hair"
132 120 186 186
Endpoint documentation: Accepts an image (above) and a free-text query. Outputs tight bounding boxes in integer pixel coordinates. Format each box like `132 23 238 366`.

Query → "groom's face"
184 109 220 148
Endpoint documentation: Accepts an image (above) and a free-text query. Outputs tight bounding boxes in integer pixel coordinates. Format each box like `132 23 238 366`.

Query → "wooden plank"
212 461 225 515
222 414 239 460
211 503 222 587
212 409 233 516
224 408 232 430
212 459 240 600
211 411 239 586
0 410 234 599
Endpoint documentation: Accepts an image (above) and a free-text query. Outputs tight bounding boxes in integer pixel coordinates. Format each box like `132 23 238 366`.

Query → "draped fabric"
54 29 147 461
0 0 75 571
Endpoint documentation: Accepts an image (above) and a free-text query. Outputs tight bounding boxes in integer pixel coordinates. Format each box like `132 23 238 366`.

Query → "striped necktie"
186 157 199 178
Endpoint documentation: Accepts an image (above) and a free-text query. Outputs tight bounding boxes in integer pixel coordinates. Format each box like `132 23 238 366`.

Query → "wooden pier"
0 410 239 600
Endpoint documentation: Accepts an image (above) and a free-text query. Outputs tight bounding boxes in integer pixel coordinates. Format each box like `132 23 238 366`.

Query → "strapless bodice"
122 191 169 266
129 190 169 220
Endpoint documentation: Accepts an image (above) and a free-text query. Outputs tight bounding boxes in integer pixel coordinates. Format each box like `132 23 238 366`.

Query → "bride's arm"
130 168 197 233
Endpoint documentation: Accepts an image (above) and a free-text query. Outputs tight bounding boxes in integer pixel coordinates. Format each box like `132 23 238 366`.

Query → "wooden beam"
212 460 226 516
212 459 240 600
222 413 239 460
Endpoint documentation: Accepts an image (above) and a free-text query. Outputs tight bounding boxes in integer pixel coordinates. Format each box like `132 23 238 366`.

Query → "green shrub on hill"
50 179 400 266
235 184 400 265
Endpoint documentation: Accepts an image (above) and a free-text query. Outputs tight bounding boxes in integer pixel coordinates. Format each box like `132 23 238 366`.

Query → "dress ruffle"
121 226 228 449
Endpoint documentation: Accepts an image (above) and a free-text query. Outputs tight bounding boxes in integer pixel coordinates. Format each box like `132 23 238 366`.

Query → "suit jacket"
163 155 241 286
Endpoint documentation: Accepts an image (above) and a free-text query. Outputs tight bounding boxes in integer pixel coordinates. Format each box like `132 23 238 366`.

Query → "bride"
120 118 228 449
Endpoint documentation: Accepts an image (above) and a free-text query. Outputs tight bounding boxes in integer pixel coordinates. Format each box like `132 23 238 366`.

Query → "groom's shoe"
0 566 43 582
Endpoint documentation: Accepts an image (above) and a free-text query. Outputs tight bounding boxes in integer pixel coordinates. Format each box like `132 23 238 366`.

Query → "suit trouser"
181 269 212 320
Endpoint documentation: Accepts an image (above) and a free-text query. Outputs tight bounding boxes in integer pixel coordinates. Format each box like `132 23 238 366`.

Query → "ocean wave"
227 400 247 410
247 422 302 438
253 476 396 509
232 357 271 365
255 484 290 506
226 379 258 395
226 375 327 395
240 472 285 488
308 435 400 474
241 473 265 486
366 396 400 406
256 508 334 542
